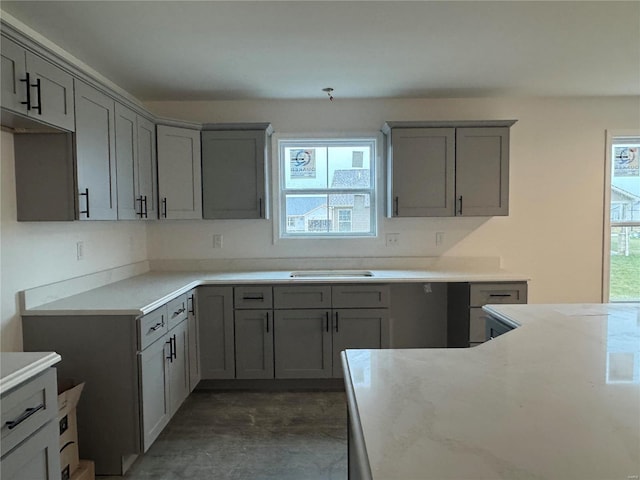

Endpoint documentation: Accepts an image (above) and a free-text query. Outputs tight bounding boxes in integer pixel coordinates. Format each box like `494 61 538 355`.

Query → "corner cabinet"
1 35 75 132
200 123 272 219
156 125 202 220
384 120 516 217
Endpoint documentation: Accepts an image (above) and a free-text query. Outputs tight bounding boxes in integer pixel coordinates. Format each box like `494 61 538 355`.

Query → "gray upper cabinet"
387 127 455 217
74 80 118 220
115 104 157 220
1 36 75 131
384 120 516 217
156 125 202 220
201 124 272 219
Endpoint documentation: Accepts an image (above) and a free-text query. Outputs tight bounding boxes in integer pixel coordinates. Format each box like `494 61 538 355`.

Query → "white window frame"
602 130 640 302
272 133 380 240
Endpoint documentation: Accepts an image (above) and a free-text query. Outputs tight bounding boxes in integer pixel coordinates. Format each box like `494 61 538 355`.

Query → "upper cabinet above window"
384 120 516 218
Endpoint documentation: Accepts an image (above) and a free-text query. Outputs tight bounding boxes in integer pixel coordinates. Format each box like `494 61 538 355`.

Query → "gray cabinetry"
1 368 60 480
156 125 202 220
115 104 157 220
384 121 515 217
234 309 274 379
186 289 201 390
1 35 75 131
447 282 527 347
201 124 272 219
74 80 118 220
332 308 386 377
198 286 235 380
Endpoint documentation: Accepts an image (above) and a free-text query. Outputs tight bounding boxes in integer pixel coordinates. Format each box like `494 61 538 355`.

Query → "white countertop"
22 268 528 316
343 303 640 480
0 352 61 394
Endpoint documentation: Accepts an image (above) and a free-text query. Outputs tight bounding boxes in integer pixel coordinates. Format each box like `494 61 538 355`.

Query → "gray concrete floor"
106 390 347 479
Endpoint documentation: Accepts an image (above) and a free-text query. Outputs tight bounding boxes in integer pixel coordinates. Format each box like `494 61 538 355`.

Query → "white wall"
146 96 639 304
0 130 148 351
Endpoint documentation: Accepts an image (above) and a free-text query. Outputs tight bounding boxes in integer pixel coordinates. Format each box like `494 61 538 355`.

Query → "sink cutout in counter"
289 270 374 278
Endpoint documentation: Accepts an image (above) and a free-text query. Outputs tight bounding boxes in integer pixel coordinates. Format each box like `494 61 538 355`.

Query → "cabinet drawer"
1 368 57 456
273 286 332 309
332 285 390 308
469 282 527 307
166 294 188 330
139 306 168 350
234 286 273 309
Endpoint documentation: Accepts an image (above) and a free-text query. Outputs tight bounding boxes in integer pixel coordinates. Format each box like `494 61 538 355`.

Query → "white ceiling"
1 1 639 101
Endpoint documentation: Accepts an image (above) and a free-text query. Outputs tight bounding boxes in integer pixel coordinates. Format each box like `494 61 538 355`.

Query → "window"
604 134 640 302
278 138 377 237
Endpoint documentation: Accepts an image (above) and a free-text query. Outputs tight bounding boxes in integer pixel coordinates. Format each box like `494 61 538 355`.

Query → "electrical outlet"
385 233 399 247
213 234 223 249
76 241 84 261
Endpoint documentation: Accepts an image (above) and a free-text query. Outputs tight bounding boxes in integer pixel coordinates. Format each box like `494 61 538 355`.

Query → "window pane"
283 147 328 189
327 146 371 190
329 194 370 233
285 194 328 233
610 226 640 301
611 144 640 222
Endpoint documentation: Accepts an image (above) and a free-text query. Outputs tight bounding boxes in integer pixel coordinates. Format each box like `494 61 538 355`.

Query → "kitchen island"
342 303 640 479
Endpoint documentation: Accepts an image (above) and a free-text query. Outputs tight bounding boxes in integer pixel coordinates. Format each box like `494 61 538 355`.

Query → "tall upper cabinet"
384 120 516 217
1 36 75 131
156 125 202 220
201 124 272 219
115 104 157 220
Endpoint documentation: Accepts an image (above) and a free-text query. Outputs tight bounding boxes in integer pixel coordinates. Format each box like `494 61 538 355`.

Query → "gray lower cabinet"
447 282 527 347
1 35 75 131
234 309 274 379
384 121 515 217
1 368 61 480
187 289 201 390
115 104 157 220
22 296 192 476
332 309 386 378
197 286 235 380
156 125 202 220
201 124 272 219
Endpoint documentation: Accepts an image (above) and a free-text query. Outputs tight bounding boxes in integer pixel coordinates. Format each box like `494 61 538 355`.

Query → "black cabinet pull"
20 72 31 110
335 312 339 333
458 195 463 215
325 311 329 332
148 321 164 333
259 197 263 218
136 196 144 217
188 294 195 314
172 307 186 318
31 78 42 115
394 196 399 216
166 338 173 362
489 293 513 298
162 198 167 218
243 295 264 301
79 188 90 218
172 335 177 360
143 195 148 218
265 312 270 333
5 403 45 430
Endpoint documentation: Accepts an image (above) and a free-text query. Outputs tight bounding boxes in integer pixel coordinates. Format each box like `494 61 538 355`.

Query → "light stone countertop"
343 303 640 480
0 352 61 394
22 268 528 316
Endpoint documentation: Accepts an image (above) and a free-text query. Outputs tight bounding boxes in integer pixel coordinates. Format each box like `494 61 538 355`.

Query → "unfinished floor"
104 390 347 480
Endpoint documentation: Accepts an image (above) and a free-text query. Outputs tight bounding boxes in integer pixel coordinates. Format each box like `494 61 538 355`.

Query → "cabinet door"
26 51 75 131
115 103 139 220
274 309 332 379
234 310 273 379
332 309 385 378
139 336 170 452
157 125 202 220
0 420 60 480
197 286 235 379
187 290 201 391
201 130 266 219
168 320 189 416
455 127 509 216
389 128 455 217
74 80 117 220
1 37 28 115
137 116 158 219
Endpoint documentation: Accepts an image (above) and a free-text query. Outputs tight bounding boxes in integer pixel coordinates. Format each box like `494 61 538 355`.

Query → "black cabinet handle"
394 196 399 216
265 312 270 333
5 403 44 430
259 197 263 218
31 78 42 115
148 321 164 333
166 338 173 362
335 312 339 333
243 295 264 301
325 311 329 332
489 293 513 298
162 198 167 218
79 188 90 218
20 72 31 110
458 195 463 215
172 335 177 360
143 195 148 218
172 307 186 318
136 196 144 217
188 294 195 314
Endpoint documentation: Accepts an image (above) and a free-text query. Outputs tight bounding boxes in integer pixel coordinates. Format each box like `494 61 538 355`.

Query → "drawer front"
234 286 273 309
469 307 487 344
273 286 332 309
167 294 188 330
139 306 168 350
332 285 390 309
0 418 60 480
469 282 527 307
1 368 57 456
